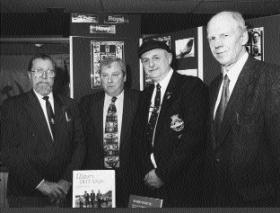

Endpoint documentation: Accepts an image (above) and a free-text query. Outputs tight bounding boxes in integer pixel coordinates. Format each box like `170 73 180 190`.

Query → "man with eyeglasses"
79 57 139 207
1 54 85 207
130 40 209 207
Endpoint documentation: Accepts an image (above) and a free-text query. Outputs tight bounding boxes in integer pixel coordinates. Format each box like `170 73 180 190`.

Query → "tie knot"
43 96 49 101
223 74 230 85
111 96 117 103
156 83 161 90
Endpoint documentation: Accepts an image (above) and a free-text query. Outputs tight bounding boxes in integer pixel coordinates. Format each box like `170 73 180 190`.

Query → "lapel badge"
50 118 55 125
165 91 172 100
170 114 184 132
65 111 71 122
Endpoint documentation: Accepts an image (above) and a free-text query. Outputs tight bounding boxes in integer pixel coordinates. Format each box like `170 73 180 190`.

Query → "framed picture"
246 27 264 61
90 41 124 89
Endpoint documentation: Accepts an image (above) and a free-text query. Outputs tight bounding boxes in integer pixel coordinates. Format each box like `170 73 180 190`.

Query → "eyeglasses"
29 69 55 77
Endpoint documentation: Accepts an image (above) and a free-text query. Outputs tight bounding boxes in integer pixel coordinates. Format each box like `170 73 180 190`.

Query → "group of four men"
1 11 280 207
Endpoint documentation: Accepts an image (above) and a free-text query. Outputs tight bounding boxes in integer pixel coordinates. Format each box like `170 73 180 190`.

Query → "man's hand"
144 169 164 189
57 179 72 195
36 180 66 203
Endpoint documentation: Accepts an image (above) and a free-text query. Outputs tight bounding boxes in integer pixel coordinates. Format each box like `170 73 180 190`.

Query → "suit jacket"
132 72 209 207
205 56 280 206
79 88 139 207
1 90 85 198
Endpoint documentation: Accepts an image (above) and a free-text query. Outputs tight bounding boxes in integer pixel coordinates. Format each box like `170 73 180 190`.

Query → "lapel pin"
65 111 71 122
236 112 240 125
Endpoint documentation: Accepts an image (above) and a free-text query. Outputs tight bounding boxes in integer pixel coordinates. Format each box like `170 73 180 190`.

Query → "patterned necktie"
43 96 55 139
214 74 230 138
147 83 161 148
104 96 119 168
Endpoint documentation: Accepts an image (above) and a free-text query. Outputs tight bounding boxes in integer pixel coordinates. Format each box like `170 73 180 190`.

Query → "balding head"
207 11 247 34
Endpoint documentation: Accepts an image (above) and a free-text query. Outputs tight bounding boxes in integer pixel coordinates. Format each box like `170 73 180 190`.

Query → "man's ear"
241 30 249 46
168 52 173 65
27 72 32 80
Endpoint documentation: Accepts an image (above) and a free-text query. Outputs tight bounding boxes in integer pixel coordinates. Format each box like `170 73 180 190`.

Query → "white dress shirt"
148 69 174 120
149 68 173 168
33 90 55 188
213 52 249 119
103 91 124 146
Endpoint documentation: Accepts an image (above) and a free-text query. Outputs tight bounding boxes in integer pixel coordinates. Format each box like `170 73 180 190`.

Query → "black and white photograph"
1 0 280 212
175 37 195 59
247 27 264 61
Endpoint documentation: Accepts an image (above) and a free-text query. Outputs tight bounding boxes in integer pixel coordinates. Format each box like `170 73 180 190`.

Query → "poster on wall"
246 27 264 61
175 37 195 59
72 13 99 23
90 41 124 89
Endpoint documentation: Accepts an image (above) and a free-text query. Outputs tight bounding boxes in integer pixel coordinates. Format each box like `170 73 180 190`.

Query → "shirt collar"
223 52 249 82
33 89 54 102
104 90 124 103
154 68 173 92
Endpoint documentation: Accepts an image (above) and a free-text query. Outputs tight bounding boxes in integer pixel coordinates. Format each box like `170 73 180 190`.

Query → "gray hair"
100 57 126 76
28 54 56 72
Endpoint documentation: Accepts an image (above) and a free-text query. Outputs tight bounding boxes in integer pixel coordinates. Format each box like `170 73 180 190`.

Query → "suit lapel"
26 91 53 145
210 75 223 149
53 94 65 142
155 72 178 134
94 92 105 150
210 74 223 120
144 84 155 124
120 90 131 161
215 57 256 148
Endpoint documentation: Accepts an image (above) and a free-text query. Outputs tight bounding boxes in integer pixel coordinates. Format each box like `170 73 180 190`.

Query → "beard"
34 82 53 96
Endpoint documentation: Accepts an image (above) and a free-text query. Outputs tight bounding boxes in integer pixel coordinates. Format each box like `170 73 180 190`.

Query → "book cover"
128 194 163 208
72 170 115 208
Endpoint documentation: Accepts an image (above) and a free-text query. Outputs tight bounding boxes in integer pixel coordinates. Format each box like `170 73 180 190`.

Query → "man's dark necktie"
214 74 230 139
43 96 55 139
104 96 119 168
147 83 161 148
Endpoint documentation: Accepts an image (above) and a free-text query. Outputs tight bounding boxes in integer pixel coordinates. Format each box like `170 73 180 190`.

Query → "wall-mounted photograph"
246 27 264 61
175 38 195 59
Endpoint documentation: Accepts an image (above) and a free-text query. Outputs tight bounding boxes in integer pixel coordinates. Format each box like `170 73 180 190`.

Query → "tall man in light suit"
79 57 139 207
131 40 209 207
1 54 85 207
204 11 280 207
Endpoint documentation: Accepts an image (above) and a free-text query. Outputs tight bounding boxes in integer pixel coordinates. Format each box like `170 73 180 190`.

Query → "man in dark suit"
1 54 85 207
204 11 280 207
79 57 139 207
131 40 209 207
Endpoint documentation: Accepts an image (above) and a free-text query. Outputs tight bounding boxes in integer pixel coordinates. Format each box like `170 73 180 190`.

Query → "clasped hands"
144 169 164 189
37 179 71 205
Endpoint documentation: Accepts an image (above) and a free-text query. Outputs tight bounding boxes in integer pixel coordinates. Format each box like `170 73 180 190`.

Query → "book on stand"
72 170 115 208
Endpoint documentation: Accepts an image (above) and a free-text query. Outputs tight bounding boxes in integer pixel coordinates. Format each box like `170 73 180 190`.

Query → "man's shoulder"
55 94 78 106
124 88 140 98
79 91 104 106
174 72 206 89
81 91 104 100
2 91 30 107
244 57 280 81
